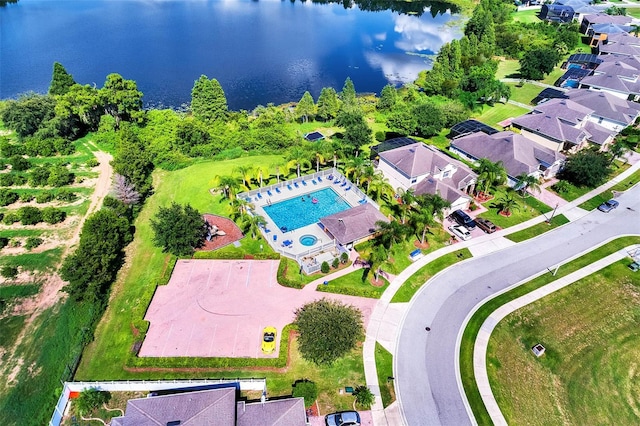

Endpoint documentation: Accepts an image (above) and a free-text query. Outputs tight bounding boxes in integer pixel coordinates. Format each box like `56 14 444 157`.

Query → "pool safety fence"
50 379 266 426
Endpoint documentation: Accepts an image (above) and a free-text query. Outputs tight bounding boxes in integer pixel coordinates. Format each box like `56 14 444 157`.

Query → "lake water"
0 0 462 110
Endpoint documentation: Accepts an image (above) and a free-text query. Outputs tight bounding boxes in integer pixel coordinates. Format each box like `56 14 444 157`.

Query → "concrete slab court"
140 259 376 358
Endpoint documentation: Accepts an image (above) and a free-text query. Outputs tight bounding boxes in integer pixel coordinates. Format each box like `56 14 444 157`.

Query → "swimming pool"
263 187 351 232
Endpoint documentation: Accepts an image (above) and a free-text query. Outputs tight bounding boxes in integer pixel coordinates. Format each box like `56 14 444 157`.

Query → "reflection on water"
0 0 462 110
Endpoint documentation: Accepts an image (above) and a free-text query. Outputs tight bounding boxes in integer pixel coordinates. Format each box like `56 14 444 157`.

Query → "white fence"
50 378 266 426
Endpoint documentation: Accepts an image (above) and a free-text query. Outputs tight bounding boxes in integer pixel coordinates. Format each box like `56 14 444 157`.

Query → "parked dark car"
475 217 497 234
450 209 476 230
597 199 619 213
325 411 361 426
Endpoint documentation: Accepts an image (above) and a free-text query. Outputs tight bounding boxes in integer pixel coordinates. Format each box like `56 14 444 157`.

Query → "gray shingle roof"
598 32 640 56
120 388 237 425
411 177 471 204
512 112 588 145
583 13 632 26
565 88 640 125
532 98 593 124
450 131 565 179
583 121 616 145
320 203 389 245
238 398 307 426
378 142 452 178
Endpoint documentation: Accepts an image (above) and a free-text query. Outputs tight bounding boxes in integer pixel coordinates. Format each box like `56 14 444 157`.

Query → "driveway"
141 259 376 358
395 185 640 425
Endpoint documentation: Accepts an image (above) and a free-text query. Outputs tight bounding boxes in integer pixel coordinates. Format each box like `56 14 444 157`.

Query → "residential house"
449 131 566 186
565 88 640 131
579 53 640 100
511 98 615 151
587 23 633 48
540 4 575 23
554 0 600 23
579 13 632 35
320 203 389 248
374 140 477 212
596 32 640 57
110 387 308 426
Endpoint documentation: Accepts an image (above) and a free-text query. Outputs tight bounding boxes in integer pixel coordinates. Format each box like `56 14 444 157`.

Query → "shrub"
29 166 50 187
321 261 330 273
56 189 77 202
292 379 318 408
340 252 349 264
25 237 43 250
36 191 55 203
552 180 571 194
353 385 375 409
2 212 20 224
19 193 34 202
19 206 42 225
41 207 66 224
47 165 74 187
1 266 19 279
0 237 8 249
85 158 99 168
8 155 31 172
74 389 111 416
0 189 19 206
0 173 15 186
332 258 340 269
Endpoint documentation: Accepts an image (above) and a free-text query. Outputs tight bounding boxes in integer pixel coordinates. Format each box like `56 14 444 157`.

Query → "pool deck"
240 171 371 259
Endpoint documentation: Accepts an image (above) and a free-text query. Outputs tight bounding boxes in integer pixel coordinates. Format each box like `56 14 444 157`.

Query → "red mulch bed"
413 240 430 249
475 193 494 203
198 214 244 251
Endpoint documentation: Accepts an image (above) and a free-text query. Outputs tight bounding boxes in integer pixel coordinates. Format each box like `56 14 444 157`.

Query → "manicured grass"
495 59 521 80
391 249 472 303
626 8 640 18
0 283 40 300
505 214 569 243
578 168 640 211
550 162 631 202
505 82 542 105
511 9 541 24
460 236 640 425
375 342 395 408
541 67 565 86
488 261 640 424
477 188 551 229
318 268 390 299
471 103 529 129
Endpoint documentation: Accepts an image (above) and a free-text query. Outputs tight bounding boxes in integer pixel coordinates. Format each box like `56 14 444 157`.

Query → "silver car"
449 224 472 241
325 411 361 426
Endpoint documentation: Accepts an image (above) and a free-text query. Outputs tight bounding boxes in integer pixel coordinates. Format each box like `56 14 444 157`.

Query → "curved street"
395 185 640 425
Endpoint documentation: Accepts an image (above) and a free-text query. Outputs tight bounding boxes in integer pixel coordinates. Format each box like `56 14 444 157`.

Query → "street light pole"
546 203 559 224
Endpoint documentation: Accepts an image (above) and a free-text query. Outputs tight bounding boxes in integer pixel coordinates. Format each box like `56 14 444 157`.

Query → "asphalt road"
395 186 640 426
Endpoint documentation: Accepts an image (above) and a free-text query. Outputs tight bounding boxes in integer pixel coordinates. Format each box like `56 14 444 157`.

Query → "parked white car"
449 224 472 241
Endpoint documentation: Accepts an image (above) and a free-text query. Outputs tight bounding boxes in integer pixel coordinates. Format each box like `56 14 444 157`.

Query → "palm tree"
367 173 393 203
353 385 375 409
608 139 629 165
360 164 380 194
270 161 285 183
417 193 451 222
375 219 407 253
396 188 416 224
286 147 312 178
314 140 334 173
213 174 240 200
475 159 507 197
230 197 254 220
242 213 267 239
409 206 436 246
254 165 269 188
515 173 541 198
368 243 388 282
345 156 367 185
234 165 255 190
498 192 520 216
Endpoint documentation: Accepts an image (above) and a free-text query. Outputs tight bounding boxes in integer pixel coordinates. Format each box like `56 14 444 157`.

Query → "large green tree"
294 298 363 365
191 75 228 122
561 149 610 187
151 202 208 256
377 84 398 112
48 62 76 96
0 93 56 138
316 87 340 121
519 47 561 80
340 77 357 108
60 208 132 302
111 126 154 198
295 91 315 123
99 73 143 128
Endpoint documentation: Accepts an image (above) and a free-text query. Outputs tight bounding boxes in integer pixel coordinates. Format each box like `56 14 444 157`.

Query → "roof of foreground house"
378 142 453 178
411 177 471 204
450 131 565 179
512 112 588 145
320 203 388 245
109 388 307 426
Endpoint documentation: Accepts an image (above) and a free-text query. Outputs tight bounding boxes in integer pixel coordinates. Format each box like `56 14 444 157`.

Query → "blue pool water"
299 235 318 246
263 187 351 232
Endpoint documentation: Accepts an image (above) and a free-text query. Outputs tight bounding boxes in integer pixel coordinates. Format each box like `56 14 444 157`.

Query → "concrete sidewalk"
364 159 640 426
473 245 639 425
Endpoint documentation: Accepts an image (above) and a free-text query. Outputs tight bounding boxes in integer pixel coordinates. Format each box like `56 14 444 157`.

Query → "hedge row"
277 259 305 289
192 249 280 260
127 324 295 369
316 284 382 299
1 206 66 225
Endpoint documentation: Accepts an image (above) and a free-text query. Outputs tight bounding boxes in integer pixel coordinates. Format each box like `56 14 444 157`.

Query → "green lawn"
626 8 640 18
460 236 640 425
375 343 395 408
477 188 551 229
511 9 541 24
471 103 529 128
505 82 542 105
391 249 472 303
541 66 565 86
317 268 390 299
496 59 521 80
505 214 570 243
578 168 640 211
488 261 640 425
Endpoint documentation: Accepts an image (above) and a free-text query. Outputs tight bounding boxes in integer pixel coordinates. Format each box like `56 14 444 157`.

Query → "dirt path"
0 145 114 389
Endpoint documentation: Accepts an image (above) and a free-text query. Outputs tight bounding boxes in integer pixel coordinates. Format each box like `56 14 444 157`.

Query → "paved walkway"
474 245 639 425
364 158 640 425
